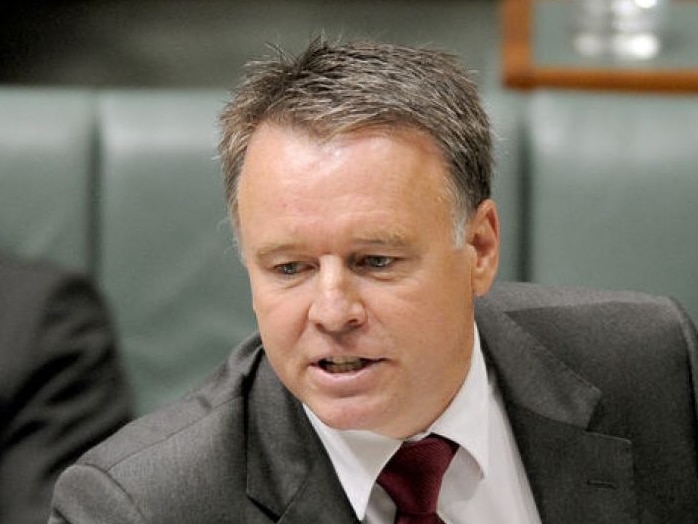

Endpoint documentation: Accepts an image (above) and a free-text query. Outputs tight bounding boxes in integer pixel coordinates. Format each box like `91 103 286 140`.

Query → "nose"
308 260 367 334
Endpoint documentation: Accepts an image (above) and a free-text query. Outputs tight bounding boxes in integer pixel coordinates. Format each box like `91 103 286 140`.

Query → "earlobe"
468 199 500 296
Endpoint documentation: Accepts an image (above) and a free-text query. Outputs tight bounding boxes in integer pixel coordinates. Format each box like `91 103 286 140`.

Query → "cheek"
395 271 474 356
249 269 299 317
254 300 305 389
251 284 310 350
389 265 473 325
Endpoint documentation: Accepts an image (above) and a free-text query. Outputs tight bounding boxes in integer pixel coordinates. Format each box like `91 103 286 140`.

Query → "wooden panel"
501 0 698 93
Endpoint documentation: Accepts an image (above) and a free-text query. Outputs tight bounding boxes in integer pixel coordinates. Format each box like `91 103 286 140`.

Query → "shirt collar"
304 324 490 521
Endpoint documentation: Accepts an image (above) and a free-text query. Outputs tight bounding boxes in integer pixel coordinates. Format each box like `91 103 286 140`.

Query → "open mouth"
317 356 379 374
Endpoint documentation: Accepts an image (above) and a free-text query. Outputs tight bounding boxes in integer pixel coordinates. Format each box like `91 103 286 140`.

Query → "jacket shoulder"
480 282 697 366
79 334 265 471
52 336 285 522
484 281 680 313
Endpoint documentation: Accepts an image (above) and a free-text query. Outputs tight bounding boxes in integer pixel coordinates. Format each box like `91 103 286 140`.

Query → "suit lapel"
506 405 637 524
245 357 358 523
476 297 638 524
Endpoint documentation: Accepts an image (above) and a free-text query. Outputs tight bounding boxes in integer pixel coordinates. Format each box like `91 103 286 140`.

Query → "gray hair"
218 38 493 246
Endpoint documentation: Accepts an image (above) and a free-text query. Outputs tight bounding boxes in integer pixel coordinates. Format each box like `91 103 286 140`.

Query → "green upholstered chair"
97 90 257 414
527 90 698 322
0 88 95 272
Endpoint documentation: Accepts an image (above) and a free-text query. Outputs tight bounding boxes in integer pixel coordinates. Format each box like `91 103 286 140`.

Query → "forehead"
236 123 456 244
239 123 451 199
250 119 446 158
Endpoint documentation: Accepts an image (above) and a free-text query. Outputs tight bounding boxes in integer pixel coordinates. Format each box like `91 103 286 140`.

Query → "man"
0 255 132 524
49 40 698 523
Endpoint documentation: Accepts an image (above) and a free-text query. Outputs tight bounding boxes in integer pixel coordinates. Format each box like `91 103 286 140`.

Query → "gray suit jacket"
49 282 698 523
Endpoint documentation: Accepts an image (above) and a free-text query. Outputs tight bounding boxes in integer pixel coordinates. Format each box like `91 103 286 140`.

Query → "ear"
466 199 500 297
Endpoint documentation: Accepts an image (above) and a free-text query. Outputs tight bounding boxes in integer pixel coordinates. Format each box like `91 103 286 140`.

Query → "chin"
311 401 386 434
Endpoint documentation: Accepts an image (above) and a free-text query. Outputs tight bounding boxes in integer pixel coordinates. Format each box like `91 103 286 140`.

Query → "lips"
317 356 379 373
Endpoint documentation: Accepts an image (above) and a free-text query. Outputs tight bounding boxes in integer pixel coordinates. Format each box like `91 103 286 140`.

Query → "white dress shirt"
304 325 542 524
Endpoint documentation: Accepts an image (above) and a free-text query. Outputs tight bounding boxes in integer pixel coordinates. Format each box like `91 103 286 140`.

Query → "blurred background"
1 0 697 416
0 0 499 88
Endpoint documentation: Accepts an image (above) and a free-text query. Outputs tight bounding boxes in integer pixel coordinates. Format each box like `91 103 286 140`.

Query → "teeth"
320 356 368 373
326 356 360 364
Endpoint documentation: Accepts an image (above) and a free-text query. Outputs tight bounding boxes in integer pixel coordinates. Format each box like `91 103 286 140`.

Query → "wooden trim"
501 0 534 89
500 0 698 93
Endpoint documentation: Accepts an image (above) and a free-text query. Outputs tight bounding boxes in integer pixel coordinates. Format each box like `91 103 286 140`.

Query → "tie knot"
377 435 458 521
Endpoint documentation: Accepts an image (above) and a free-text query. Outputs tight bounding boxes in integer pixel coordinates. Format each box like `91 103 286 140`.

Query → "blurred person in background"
0 254 132 524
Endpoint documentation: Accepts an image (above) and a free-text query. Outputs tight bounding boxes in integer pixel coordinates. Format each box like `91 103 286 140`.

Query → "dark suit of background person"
47 283 698 523
0 255 132 524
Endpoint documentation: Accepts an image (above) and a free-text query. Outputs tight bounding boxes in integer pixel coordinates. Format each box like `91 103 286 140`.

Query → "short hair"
218 38 492 245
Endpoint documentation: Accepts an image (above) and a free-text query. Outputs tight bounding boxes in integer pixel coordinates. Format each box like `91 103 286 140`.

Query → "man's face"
237 123 499 439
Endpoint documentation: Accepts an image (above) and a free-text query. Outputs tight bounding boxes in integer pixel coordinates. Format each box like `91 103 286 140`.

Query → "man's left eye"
358 256 394 269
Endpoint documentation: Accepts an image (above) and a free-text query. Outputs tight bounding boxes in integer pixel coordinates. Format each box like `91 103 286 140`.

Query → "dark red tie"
377 434 458 524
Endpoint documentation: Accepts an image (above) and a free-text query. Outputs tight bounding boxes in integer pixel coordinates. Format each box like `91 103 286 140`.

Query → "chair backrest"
0 88 95 272
97 90 257 414
526 90 698 322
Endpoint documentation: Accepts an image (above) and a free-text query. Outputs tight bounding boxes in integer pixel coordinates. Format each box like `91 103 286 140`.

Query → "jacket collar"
475 295 602 426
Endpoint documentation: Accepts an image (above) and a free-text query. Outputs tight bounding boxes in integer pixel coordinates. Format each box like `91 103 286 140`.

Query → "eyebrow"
254 243 301 261
353 233 412 249
254 232 412 261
